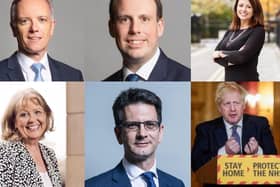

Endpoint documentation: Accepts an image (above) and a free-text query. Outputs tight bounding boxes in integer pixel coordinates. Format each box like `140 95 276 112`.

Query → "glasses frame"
119 120 161 132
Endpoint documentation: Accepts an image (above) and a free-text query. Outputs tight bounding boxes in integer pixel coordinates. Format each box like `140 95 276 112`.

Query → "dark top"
104 49 190 81
85 161 185 187
214 25 265 81
0 52 84 81
191 114 277 172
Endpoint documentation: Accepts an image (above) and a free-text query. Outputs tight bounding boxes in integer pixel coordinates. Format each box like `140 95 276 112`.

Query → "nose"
137 123 148 137
230 103 236 111
30 19 39 33
28 112 37 122
129 19 141 34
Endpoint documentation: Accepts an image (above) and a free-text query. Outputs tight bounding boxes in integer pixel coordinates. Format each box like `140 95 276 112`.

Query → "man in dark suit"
104 0 190 81
191 82 277 186
85 88 185 187
0 0 83 81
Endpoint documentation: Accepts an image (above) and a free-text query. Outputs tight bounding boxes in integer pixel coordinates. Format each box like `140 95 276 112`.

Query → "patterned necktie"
142 172 156 187
31 63 44 81
125 74 140 81
231 125 241 153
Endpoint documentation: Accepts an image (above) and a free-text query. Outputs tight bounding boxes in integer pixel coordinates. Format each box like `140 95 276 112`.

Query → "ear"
157 18 165 38
114 127 123 144
108 19 115 38
158 124 164 143
50 19 56 37
10 23 17 37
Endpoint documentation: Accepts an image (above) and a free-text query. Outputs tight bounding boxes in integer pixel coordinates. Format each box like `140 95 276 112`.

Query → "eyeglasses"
120 121 160 131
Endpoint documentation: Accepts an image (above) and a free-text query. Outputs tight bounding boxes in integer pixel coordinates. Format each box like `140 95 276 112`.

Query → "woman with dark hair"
213 0 265 81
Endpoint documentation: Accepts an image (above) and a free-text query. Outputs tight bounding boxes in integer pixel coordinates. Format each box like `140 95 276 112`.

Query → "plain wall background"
85 82 191 186
0 0 190 80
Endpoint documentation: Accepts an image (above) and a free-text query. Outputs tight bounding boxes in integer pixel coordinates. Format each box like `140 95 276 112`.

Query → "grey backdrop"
0 0 190 80
85 82 191 186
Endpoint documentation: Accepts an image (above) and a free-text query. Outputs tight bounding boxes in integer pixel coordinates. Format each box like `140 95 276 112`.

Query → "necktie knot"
142 172 156 187
31 63 44 81
125 74 140 81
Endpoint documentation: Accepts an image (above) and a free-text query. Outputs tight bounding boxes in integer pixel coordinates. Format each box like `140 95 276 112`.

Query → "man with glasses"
85 88 185 187
191 82 277 175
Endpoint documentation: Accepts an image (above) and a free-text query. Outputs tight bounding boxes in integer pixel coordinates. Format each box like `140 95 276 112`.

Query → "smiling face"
11 0 55 61
109 0 164 68
15 99 47 143
218 91 245 125
236 0 253 26
115 103 163 163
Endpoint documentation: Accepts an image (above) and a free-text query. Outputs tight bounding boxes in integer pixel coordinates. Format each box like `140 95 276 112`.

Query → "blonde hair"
2 88 54 141
215 82 247 106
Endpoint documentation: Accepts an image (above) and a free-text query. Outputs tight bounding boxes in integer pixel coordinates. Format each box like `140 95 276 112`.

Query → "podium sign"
217 155 280 185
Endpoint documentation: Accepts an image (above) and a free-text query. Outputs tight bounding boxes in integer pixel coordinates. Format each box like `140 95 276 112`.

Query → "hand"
244 137 259 154
225 137 241 154
213 51 221 59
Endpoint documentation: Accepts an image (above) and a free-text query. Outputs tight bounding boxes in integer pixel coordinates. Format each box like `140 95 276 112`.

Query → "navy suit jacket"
104 50 190 81
0 52 83 81
191 114 277 172
85 161 185 187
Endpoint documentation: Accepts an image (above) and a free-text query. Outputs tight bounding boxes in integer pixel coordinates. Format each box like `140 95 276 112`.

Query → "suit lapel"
148 50 168 81
213 117 228 150
241 115 251 152
158 169 171 187
7 53 25 81
112 162 131 187
48 56 60 81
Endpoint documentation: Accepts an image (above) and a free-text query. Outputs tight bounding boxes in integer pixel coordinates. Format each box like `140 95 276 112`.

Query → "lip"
25 124 41 131
27 36 42 41
135 142 150 147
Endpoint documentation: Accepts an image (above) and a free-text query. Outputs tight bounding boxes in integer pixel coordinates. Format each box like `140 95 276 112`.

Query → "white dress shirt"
123 48 160 81
218 118 263 155
122 158 159 187
17 52 52 81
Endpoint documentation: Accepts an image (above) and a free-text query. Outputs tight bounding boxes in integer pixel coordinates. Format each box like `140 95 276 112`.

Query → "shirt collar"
123 47 160 81
122 158 158 181
17 51 49 72
223 117 243 130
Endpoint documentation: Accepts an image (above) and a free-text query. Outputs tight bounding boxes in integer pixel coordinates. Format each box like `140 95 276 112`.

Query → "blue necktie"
31 63 44 81
125 74 140 81
142 172 156 187
231 125 241 153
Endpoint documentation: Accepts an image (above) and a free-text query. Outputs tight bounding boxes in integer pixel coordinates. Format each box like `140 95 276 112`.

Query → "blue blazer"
85 162 185 187
103 50 190 81
0 52 83 81
191 114 277 172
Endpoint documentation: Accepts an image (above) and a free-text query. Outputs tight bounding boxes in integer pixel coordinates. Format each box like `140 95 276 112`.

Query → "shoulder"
157 169 185 186
48 56 83 80
244 114 268 124
196 116 223 130
85 168 115 186
159 50 190 81
103 69 123 81
0 53 17 69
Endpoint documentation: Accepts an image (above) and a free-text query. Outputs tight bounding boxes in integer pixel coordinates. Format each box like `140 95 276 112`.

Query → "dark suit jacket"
85 161 185 187
104 50 190 81
191 114 277 172
0 52 83 81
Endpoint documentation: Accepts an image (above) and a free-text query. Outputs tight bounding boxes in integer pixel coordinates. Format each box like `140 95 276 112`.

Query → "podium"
195 155 280 185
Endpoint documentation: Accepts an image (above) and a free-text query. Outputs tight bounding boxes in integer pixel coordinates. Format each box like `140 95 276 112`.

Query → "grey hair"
10 0 54 27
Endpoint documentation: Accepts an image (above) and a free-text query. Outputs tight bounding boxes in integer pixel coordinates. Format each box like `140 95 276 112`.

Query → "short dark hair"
230 0 264 30
109 0 163 21
113 88 162 126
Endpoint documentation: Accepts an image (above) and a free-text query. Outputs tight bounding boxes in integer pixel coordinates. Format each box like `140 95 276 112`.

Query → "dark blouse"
214 25 265 81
